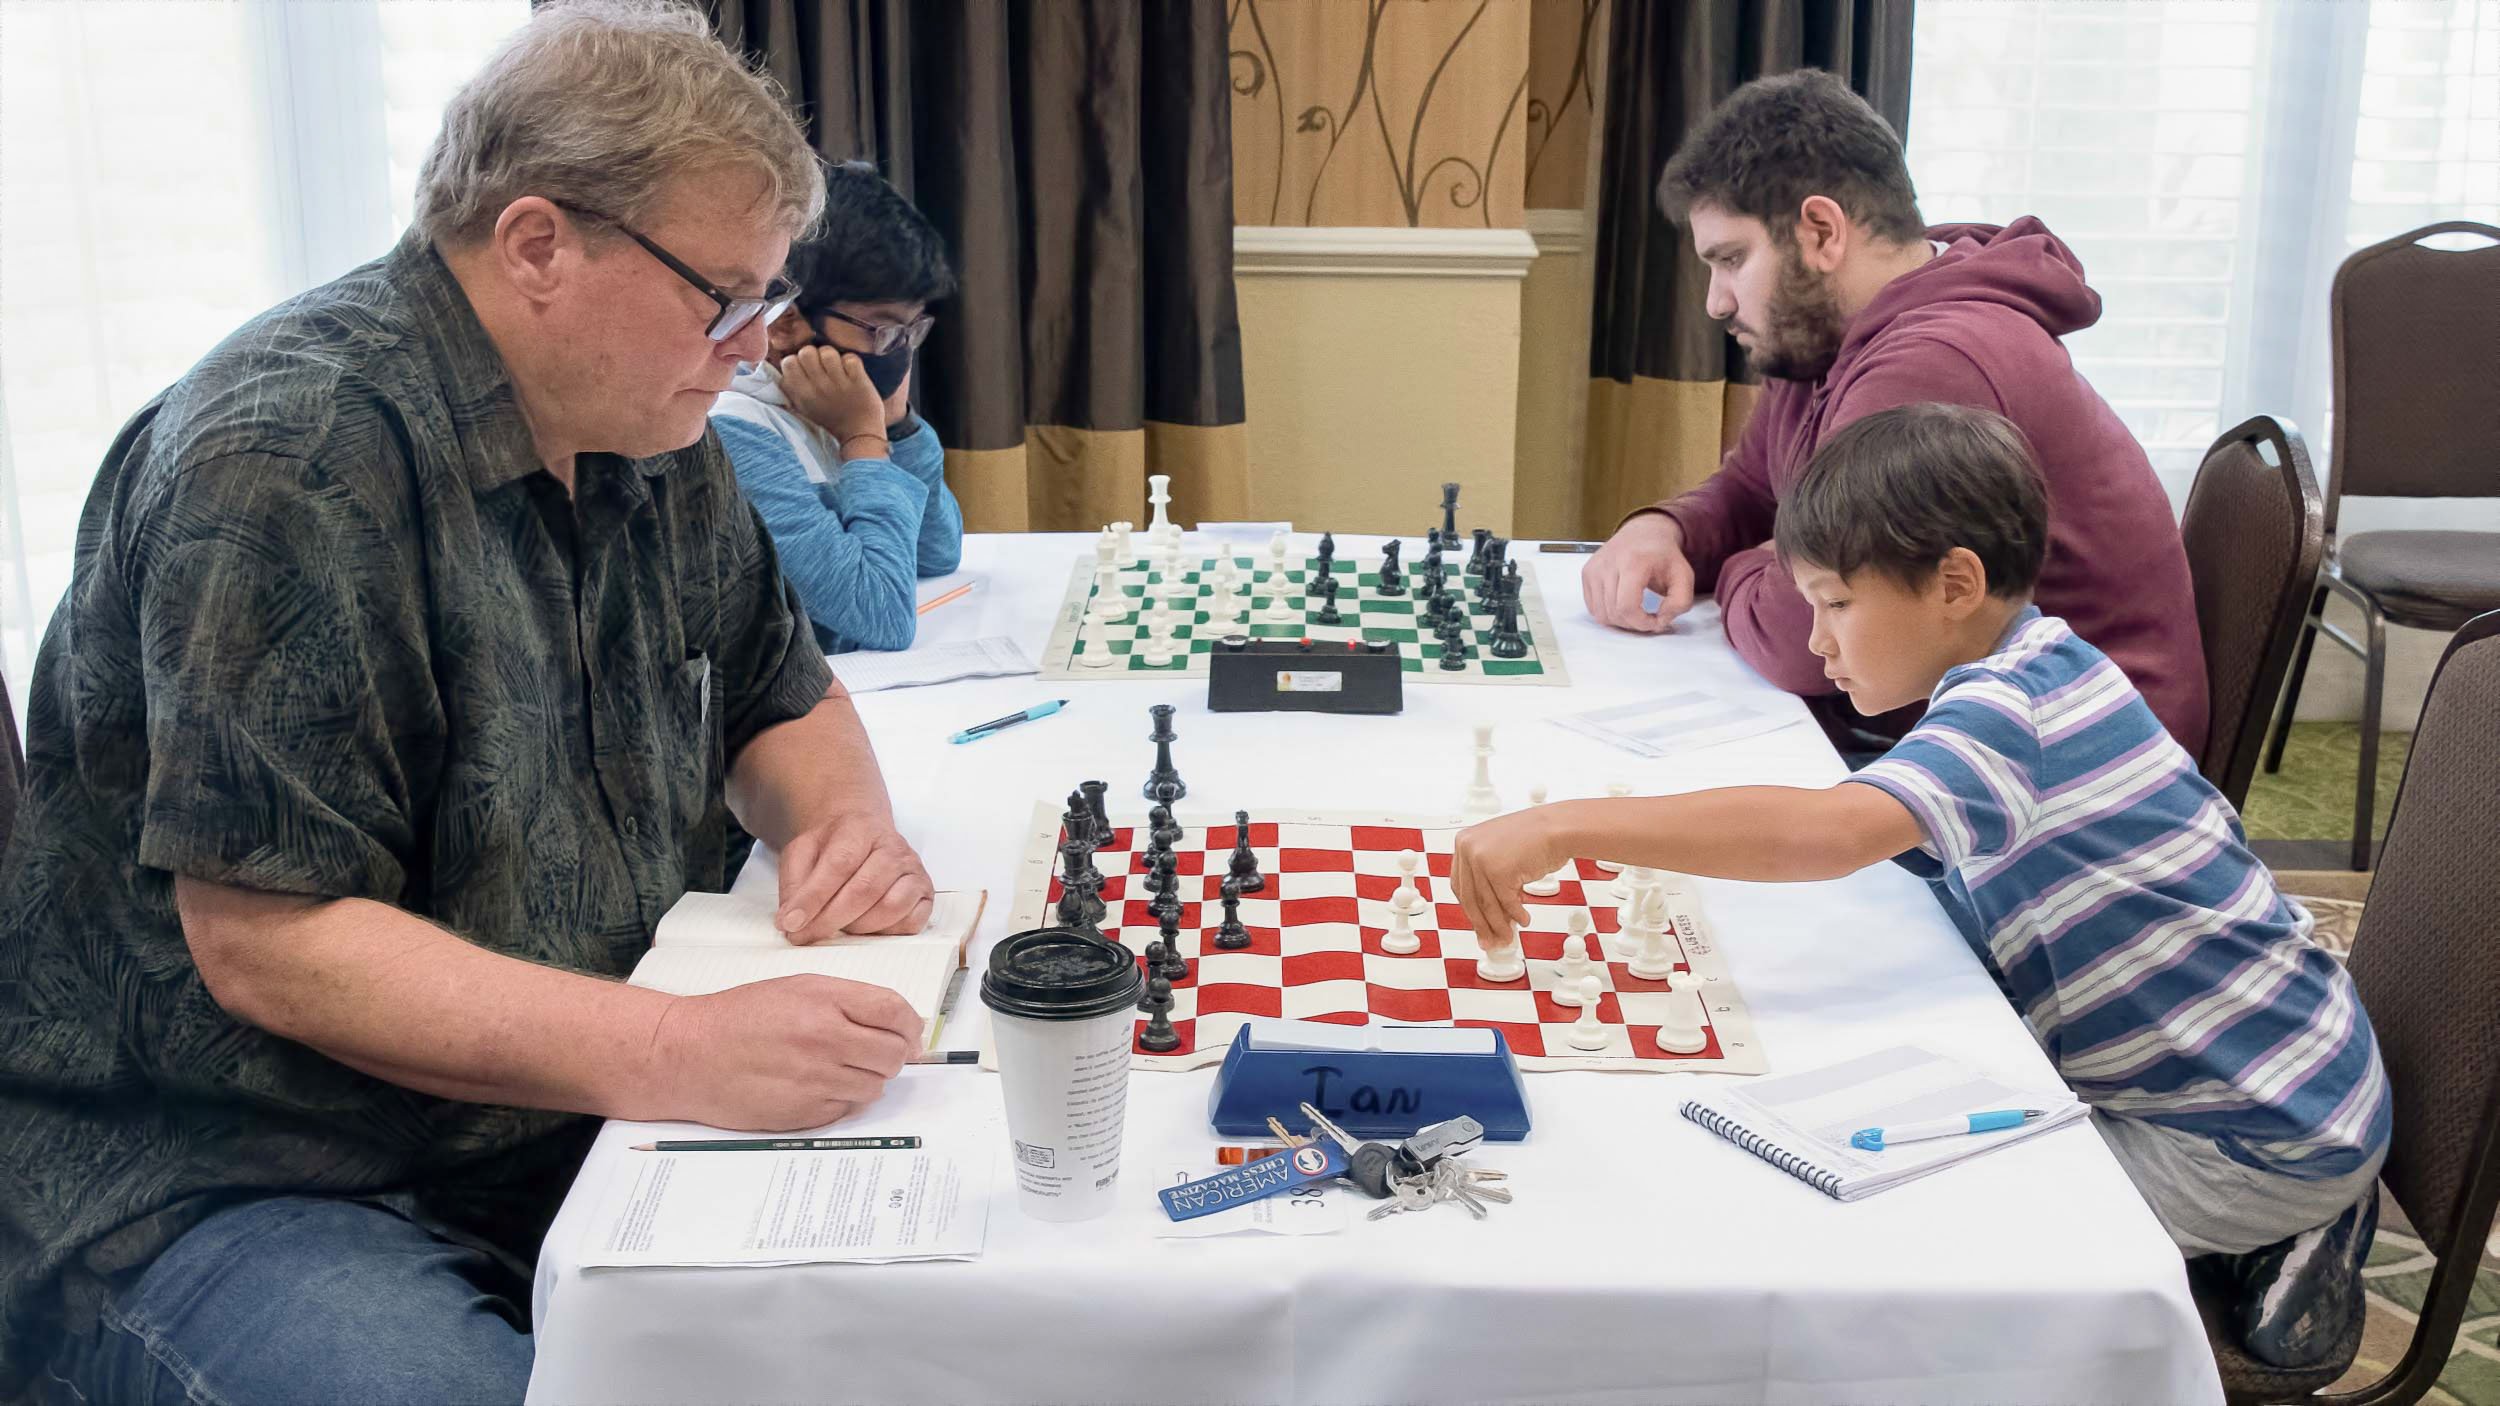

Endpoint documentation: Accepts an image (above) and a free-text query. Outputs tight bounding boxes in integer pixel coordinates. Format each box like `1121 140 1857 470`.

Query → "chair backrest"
2327 221 2500 530
0 670 21 865
2338 610 2500 1403
2179 415 2325 809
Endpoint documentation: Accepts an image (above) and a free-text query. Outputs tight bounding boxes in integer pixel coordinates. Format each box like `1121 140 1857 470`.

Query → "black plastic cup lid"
980 927 1143 1021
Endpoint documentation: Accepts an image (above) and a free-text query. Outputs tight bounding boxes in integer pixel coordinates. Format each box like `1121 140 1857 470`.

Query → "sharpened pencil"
915 581 977 616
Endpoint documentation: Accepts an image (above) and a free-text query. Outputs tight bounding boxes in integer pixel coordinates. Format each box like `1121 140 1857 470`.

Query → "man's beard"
1734 247 1848 381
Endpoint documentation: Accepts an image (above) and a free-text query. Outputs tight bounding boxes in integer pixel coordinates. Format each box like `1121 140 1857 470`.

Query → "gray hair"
414 0 825 248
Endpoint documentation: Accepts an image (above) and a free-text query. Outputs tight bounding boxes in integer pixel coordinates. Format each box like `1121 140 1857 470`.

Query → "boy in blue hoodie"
712 160 962 652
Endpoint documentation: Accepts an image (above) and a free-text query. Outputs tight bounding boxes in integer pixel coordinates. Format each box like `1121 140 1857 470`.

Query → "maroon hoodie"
1653 217 2209 756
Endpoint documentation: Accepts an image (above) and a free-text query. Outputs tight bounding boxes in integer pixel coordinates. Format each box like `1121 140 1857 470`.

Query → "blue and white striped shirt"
1848 608 2390 1180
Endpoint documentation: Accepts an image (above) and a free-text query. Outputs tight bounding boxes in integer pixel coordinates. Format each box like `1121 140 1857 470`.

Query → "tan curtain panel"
1583 0 1913 527
708 0 1250 531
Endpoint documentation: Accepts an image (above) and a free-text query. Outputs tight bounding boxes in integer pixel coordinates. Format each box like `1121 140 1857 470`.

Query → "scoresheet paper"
579 1143 992 1268
826 636 1037 693
1552 690 1800 759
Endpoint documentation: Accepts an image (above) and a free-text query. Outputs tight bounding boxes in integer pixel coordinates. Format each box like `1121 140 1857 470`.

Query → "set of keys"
1277 1103 1512 1221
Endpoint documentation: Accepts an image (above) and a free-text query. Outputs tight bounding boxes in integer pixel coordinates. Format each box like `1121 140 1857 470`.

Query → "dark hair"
1656 69 1924 247
1775 403 2049 598
786 159 955 314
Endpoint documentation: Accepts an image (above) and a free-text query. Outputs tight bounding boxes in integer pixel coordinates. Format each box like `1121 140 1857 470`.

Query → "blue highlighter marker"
949 699 1068 745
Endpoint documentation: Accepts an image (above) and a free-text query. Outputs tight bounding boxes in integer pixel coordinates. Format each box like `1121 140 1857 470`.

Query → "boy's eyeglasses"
552 200 799 343
814 306 937 357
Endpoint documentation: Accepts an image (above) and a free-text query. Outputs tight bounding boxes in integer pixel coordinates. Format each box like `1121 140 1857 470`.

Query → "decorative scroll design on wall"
1227 0 1531 229
1524 0 1601 207
1228 0 1288 224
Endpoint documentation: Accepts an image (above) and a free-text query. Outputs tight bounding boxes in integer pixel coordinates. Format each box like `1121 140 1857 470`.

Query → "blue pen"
949 699 1068 744
1849 1108 2048 1151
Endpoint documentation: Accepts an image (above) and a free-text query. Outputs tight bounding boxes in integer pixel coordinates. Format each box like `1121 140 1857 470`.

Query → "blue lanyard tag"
1156 1143 1348 1221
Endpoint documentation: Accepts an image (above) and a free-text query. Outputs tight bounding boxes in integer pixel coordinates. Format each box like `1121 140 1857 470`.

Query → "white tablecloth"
528 532 2224 1406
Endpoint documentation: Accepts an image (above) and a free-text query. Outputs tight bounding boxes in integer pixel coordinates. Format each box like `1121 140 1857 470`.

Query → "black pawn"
1469 527 1493 577
1377 539 1404 594
1143 702 1185 802
1139 944 1172 1009
1227 810 1265 894
1213 877 1250 950
1150 802 1183 852
1437 616 1470 670
1501 558 1523 606
1138 978 1181 1052
1474 536 1505 604
1439 482 1460 541
1156 905 1188 982
1145 847 1179 902
1315 575 1343 625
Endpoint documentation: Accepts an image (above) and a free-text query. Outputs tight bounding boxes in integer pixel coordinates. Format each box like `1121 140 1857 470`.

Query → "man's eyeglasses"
553 201 799 343
813 306 937 357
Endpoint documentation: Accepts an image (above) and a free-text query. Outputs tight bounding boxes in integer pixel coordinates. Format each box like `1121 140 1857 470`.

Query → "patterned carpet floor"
2246 725 2498 1401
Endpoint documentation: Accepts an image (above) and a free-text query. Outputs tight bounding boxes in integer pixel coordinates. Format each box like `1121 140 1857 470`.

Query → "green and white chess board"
1038 541 1571 686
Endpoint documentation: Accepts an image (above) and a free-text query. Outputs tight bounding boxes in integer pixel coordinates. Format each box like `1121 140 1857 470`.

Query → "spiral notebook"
1679 1045 2087 1202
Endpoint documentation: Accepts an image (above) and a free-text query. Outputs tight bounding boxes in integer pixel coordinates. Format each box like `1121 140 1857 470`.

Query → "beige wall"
1233 227 1535 536
1512 209 1597 540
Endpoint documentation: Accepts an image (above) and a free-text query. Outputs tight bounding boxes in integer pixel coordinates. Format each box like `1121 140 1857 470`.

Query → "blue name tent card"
1204 1020 1532 1142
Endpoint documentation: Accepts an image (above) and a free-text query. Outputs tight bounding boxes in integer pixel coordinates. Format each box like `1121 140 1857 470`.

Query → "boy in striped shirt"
1454 402 2389 1369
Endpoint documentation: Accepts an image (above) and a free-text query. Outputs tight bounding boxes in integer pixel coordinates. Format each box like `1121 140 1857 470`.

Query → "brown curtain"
708 0 1250 532
1581 0 1914 532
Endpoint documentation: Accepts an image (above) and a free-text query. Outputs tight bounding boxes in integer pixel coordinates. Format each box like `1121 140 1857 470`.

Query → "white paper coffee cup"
981 927 1144 1222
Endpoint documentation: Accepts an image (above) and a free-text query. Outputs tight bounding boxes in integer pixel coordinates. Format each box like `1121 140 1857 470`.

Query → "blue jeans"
39 1196 533 1406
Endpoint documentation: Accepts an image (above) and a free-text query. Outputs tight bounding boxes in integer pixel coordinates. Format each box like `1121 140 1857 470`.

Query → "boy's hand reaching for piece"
1451 803 1579 942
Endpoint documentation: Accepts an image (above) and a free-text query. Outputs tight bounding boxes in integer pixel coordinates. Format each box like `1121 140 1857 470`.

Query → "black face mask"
860 345 913 401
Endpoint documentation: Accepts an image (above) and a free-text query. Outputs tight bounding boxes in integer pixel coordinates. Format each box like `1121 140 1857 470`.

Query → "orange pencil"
916 581 978 616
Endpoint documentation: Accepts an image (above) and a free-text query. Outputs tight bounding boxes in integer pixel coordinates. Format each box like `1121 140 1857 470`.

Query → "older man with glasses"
0 4 934 1401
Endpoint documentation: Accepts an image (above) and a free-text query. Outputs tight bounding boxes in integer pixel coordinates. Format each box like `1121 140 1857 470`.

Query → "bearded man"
1581 70 2207 758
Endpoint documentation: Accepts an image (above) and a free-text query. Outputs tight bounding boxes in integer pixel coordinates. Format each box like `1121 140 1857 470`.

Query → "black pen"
630 1136 922 1152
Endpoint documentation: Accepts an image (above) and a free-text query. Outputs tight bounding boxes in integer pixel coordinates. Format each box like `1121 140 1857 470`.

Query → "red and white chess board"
1009 803 1767 1075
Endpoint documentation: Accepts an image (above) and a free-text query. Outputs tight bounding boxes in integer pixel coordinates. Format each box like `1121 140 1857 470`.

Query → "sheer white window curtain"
0 0 529 710
1907 0 2499 507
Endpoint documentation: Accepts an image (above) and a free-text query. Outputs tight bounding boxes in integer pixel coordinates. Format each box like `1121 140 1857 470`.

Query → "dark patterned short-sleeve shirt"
0 231 834 1375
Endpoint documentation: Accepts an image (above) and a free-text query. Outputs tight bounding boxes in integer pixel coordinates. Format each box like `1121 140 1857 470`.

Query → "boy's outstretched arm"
1451 785 1926 937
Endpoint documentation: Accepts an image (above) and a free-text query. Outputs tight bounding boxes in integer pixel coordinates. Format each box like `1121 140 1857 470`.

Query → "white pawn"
1566 975 1610 1051
1475 921 1527 984
1381 899 1421 956
1113 520 1136 564
1138 603 1177 666
1552 909 1595 987
1261 538 1301 623
1593 781 1633 874
1460 723 1501 822
1628 888 1677 981
1389 849 1428 919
